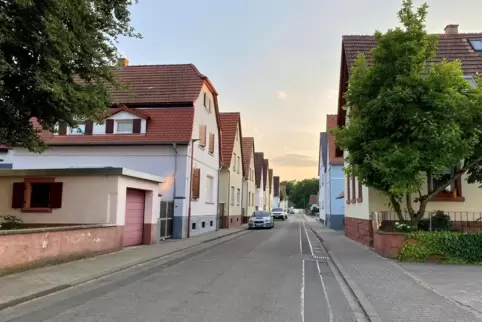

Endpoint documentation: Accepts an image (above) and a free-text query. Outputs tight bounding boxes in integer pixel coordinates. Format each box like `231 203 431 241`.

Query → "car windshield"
272 208 283 212
253 212 269 218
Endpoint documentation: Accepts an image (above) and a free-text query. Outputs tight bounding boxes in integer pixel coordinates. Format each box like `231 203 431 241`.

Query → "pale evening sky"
117 0 482 181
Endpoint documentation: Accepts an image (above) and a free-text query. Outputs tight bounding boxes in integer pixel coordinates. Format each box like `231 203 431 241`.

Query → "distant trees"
281 178 318 208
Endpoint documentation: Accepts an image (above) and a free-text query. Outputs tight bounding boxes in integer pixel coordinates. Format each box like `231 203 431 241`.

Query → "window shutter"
58 123 67 135
346 175 351 204
133 119 141 133
358 178 363 202
85 121 93 135
105 119 114 134
203 93 207 107
192 168 201 199
351 176 356 203
49 182 63 208
12 182 25 208
209 133 215 153
199 125 207 147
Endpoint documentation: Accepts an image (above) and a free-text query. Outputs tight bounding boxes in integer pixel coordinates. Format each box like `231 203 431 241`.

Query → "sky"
117 0 482 181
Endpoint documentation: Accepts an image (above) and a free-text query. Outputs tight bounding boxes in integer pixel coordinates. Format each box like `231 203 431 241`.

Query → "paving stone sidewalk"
306 218 480 322
0 227 246 310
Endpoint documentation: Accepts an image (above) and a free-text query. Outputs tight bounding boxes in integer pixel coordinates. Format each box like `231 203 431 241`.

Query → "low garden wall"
373 230 406 259
0 225 123 272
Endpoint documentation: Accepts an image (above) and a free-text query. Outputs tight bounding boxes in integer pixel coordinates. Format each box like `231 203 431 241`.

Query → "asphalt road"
1 216 360 322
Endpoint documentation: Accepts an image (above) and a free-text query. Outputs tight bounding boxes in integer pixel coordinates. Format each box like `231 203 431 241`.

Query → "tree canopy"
281 178 318 209
0 0 140 151
333 0 482 221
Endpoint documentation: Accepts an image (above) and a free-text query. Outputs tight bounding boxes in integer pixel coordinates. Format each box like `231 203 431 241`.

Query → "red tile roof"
41 108 194 145
273 176 280 197
342 33 482 75
263 159 269 191
242 137 255 177
254 152 264 189
268 169 273 193
219 112 242 170
109 64 213 105
327 114 344 165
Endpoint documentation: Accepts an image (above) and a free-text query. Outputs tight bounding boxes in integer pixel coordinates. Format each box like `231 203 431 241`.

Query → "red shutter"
49 182 63 208
105 119 114 134
85 121 93 135
346 175 351 204
12 182 25 208
209 133 215 153
58 123 67 135
133 119 141 133
358 178 363 202
351 176 356 203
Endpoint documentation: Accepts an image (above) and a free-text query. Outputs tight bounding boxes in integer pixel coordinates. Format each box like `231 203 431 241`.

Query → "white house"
254 152 265 210
318 132 328 224
242 137 256 222
12 63 222 239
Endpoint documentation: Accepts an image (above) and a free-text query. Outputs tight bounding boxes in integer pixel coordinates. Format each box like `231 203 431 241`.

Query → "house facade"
254 152 265 210
218 112 244 228
263 159 269 209
242 137 256 222
12 63 222 239
272 176 280 208
337 25 482 246
318 132 328 224
267 169 274 211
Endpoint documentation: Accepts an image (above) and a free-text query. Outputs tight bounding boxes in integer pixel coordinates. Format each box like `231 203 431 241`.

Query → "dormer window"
117 120 134 133
469 39 482 52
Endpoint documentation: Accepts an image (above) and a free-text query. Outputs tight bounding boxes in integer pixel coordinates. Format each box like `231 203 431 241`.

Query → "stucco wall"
329 165 345 216
256 173 264 210
242 152 256 218
228 123 243 218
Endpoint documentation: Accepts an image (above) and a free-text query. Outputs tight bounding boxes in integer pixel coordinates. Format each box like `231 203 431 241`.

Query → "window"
203 92 207 107
233 153 237 171
206 175 214 203
117 120 133 133
351 176 356 204
210 221 213 227
469 39 482 52
237 188 240 205
230 186 235 205
357 178 363 202
71 122 85 135
346 175 351 204
12 179 63 212
192 222 196 230
208 133 215 154
428 168 463 201
192 168 201 199
199 125 207 147
202 221 206 228
237 156 240 173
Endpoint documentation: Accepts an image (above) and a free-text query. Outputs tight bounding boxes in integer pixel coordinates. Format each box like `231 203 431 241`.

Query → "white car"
271 207 287 220
248 211 274 229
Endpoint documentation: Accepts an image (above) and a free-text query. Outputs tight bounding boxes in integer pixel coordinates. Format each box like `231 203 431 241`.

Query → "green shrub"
418 210 452 231
0 215 23 230
398 231 482 263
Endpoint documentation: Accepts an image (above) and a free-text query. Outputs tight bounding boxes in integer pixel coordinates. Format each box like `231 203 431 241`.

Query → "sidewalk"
306 218 480 322
0 227 247 311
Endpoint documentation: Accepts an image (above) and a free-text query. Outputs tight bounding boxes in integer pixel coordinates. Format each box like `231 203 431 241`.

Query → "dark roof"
110 64 215 105
263 159 269 191
219 112 241 168
268 169 273 193
273 176 280 197
319 132 328 175
242 137 255 177
327 115 344 165
254 152 264 189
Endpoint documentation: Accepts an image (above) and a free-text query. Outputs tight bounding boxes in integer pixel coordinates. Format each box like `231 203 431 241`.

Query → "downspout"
216 163 222 231
171 143 178 203
187 141 195 238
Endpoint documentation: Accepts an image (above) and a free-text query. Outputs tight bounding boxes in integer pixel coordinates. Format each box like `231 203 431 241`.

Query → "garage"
124 188 146 246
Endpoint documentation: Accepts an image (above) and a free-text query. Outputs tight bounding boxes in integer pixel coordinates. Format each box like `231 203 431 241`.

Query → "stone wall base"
373 231 405 259
222 215 243 228
345 217 373 247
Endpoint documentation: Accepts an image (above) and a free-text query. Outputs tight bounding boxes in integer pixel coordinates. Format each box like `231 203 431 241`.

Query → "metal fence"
375 210 482 233
158 201 174 240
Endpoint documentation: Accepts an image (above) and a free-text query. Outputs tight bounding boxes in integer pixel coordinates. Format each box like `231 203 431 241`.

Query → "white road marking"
301 259 305 322
299 220 302 255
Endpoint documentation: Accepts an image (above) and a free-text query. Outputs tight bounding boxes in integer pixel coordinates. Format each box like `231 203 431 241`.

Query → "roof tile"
273 176 280 197
242 137 255 176
263 159 269 191
254 152 264 189
219 112 241 168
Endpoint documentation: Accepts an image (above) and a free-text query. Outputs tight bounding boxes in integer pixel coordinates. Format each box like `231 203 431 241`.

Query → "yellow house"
219 112 244 228
336 26 482 246
241 137 256 222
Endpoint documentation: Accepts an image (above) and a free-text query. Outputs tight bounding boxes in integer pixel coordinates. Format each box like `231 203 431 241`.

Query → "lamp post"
187 138 200 238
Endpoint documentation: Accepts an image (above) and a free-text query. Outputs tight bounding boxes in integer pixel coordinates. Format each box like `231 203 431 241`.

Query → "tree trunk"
389 195 404 221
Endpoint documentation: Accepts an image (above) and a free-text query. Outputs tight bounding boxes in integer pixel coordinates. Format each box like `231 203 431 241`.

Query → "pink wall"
0 225 122 271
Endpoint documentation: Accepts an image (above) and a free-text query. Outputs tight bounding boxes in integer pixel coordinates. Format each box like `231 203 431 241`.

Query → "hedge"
398 231 482 264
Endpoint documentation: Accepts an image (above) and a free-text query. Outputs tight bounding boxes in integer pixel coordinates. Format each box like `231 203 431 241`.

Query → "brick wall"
345 217 373 247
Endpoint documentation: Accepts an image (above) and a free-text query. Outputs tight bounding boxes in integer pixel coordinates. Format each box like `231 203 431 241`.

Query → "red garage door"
124 189 145 247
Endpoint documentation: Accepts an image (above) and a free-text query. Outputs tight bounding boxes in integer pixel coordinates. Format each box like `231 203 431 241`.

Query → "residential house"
12 63 222 239
337 25 482 246
0 145 13 169
241 137 256 222
318 132 328 224
272 176 280 208
324 115 345 230
309 194 319 209
263 159 269 209
267 169 274 211
254 152 265 210
218 112 244 228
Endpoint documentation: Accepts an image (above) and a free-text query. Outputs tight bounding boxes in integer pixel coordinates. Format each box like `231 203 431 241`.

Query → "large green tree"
0 0 139 151
333 0 482 222
281 178 318 208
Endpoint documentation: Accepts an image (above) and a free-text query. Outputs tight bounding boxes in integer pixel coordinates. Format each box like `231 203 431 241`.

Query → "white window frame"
230 186 235 205
116 120 133 134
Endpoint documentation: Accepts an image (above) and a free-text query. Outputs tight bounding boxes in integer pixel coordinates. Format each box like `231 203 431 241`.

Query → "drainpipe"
215 163 222 231
171 143 179 202
187 139 199 238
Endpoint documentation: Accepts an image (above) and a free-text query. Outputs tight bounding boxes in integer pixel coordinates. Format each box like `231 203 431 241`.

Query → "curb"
307 223 382 322
0 229 249 312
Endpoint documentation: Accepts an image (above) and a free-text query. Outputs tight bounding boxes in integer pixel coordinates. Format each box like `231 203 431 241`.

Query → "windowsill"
208 152 214 156
429 196 466 202
205 202 215 205
351 199 356 204
22 208 53 213
346 200 351 205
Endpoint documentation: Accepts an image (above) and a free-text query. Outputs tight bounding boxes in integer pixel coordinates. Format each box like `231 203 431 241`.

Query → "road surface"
1 216 363 322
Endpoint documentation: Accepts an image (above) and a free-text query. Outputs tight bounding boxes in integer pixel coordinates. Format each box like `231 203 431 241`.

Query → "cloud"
276 90 288 100
270 153 317 167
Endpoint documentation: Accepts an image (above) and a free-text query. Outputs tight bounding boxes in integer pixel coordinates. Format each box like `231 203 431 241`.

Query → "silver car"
248 211 274 229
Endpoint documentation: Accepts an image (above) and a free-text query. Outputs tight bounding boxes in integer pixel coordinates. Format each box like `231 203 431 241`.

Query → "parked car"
271 207 287 220
248 211 274 229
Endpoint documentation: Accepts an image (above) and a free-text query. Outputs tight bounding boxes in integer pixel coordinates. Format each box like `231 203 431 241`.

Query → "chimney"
444 24 459 35
117 58 129 67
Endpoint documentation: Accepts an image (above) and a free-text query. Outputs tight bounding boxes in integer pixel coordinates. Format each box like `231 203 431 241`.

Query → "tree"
0 0 140 151
333 0 482 224
282 178 318 208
